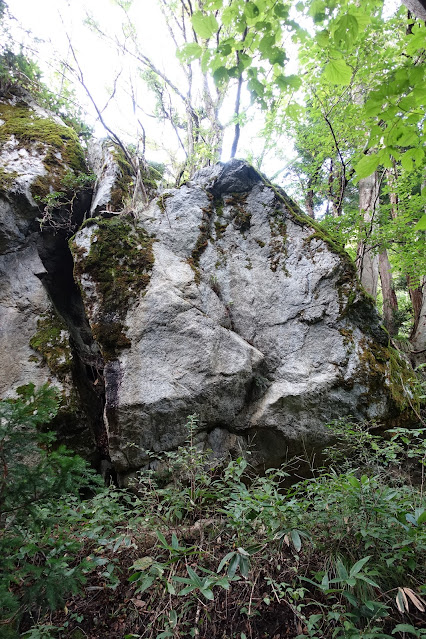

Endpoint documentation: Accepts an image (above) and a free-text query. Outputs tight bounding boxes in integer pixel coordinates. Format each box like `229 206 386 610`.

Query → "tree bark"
356 171 380 298
379 250 399 336
402 0 426 21
409 277 426 367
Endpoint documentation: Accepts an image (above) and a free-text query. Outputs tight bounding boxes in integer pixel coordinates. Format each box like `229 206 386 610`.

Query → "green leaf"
349 556 371 577
205 0 222 8
191 11 219 39
248 77 265 97
217 551 235 573
213 66 229 86
259 34 276 58
245 2 260 19
417 510 426 524
269 48 287 66
291 529 302 552
336 559 348 581
274 3 289 18
177 42 203 63
414 215 426 231
316 29 330 47
357 574 380 588
222 6 237 26
346 475 360 489
401 147 424 171
131 557 154 571
334 14 359 48
323 59 352 85
200 587 214 600
392 625 422 636
228 554 240 578
186 566 203 588
355 154 380 179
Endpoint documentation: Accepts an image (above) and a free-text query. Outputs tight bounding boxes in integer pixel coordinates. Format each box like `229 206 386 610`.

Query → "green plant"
0 384 129 636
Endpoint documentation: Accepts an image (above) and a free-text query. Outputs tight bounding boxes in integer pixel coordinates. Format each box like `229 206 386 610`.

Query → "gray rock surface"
0 243 54 396
0 92 101 461
73 160 410 481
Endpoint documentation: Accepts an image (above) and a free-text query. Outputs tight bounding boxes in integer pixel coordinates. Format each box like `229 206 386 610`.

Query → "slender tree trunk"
379 250 399 336
356 171 380 297
409 277 426 367
305 188 315 218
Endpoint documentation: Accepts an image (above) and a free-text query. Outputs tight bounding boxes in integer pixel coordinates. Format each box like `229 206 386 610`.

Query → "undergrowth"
0 391 425 639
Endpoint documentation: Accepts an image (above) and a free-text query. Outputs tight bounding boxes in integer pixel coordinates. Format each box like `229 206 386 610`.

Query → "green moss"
225 193 250 232
70 215 155 360
0 100 88 202
0 102 86 172
29 309 73 378
268 209 289 274
110 146 134 210
214 199 224 218
261 176 355 266
214 219 228 239
255 239 265 248
0 167 17 194
339 327 355 346
187 204 214 284
358 337 418 415
156 192 173 213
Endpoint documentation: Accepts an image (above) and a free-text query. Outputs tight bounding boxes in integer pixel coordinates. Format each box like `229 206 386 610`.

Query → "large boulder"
71 160 414 482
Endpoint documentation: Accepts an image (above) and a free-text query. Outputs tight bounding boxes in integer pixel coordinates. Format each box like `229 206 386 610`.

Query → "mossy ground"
71 216 155 360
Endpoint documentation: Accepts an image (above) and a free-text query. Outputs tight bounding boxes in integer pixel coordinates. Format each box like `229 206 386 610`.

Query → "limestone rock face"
72 160 411 481
0 91 102 461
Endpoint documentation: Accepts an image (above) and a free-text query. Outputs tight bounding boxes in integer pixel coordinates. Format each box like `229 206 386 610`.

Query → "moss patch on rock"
269 208 288 274
0 101 86 172
29 309 73 379
225 192 250 233
156 192 173 214
358 337 418 415
0 166 17 194
187 203 214 284
71 215 155 360
0 99 91 210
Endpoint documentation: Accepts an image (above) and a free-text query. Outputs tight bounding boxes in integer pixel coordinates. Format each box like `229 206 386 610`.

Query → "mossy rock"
71 215 155 360
0 99 87 200
0 167 18 194
358 337 419 416
29 309 73 379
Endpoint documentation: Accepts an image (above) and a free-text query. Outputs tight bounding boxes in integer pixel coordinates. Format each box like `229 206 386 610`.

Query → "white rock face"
0 244 59 396
87 140 121 216
73 160 409 480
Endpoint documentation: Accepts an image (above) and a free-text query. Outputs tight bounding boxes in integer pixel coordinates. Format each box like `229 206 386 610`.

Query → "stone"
0 91 102 462
72 160 413 482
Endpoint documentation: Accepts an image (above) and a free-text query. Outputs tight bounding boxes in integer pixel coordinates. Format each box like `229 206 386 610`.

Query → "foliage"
4 406 423 639
0 384 128 636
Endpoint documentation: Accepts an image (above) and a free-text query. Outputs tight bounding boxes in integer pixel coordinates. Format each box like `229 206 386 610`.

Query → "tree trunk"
379 250 399 336
356 171 380 298
409 277 426 367
402 0 426 20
